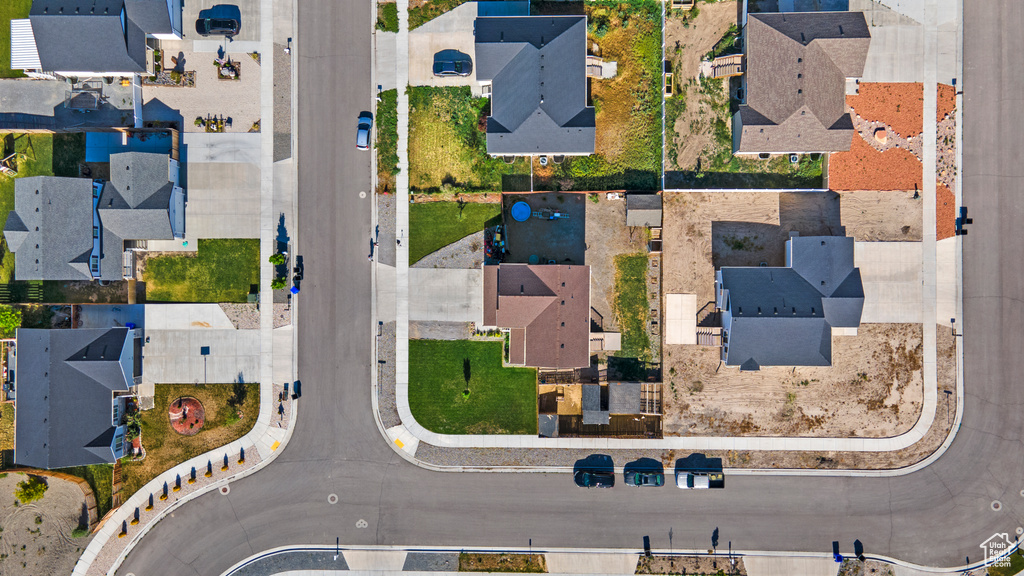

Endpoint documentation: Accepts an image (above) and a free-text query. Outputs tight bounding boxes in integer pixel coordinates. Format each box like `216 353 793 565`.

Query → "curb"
219 543 1019 576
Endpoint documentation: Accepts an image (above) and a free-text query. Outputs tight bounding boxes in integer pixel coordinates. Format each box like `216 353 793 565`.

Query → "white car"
676 471 723 489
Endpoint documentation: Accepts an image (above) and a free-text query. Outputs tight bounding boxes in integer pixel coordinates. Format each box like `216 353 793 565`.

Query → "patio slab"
142 48 260 133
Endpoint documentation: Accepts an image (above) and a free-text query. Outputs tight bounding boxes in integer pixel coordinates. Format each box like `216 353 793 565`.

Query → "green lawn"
0 403 13 463
409 201 500 264
408 86 528 192
0 0 31 78
613 253 651 361
376 2 399 32
376 89 399 193
55 463 114 519
987 551 1024 576
409 0 469 30
409 340 537 434
120 383 258 499
143 239 260 302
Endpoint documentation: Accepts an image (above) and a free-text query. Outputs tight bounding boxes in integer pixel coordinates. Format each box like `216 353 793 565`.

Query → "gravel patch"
409 321 473 340
0 472 94 576
412 230 484 269
272 384 293 428
273 43 292 162
86 447 263 576
273 303 292 328
233 551 348 576
220 303 259 329
377 193 397 267
404 552 460 571
414 445 670 468
377 321 400 429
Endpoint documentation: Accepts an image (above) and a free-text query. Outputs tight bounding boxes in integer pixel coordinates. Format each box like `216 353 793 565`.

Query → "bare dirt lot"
662 323 923 437
584 195 649 332
661 190 933 439
665 1 738 172
837 190 922 242
0 472 93 576
663 191 921 305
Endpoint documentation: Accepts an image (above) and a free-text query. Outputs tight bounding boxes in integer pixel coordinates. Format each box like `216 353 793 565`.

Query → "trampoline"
511 201 531 222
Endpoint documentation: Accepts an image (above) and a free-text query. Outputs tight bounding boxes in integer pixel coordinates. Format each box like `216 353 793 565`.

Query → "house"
715 234 864 370
3 151 185 282
482 264 591 369
475 16 595 156
626 194 662 227
13 327 140 469
733 12 870 155
11 0 182 77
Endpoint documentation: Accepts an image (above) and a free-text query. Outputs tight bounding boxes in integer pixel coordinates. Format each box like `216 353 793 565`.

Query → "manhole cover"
219 486 230 495
328 493 339 505
992 500 1003 511
1016 527 1023 536
356 519 368 528
359 191 367 198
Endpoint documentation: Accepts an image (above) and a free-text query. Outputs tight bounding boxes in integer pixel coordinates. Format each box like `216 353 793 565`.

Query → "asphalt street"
117 1 1024 575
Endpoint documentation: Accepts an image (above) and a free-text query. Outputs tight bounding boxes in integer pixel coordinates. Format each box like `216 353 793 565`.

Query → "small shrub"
271 277 287 290
34 515 42 524
14 476 47 504
71 527 90 538
170 70 181 83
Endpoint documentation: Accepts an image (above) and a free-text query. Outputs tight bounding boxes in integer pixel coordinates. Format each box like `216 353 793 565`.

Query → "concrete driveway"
850 0 958 83
855 241 922 323
408 2 478 87
408 268 483 323
181 0 261 52
75 304 260 384
147 133 261 248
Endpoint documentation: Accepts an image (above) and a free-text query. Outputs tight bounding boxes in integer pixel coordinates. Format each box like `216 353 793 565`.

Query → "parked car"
356 112 374 150
433 50 473 77
195 17 240 37
675 471 725 489
625 471 664 487
574 470 614 488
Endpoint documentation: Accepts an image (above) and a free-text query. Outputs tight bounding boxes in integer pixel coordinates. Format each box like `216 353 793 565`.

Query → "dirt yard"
665 1 738 171
0 472 93 576
663 191 921 305
637 555 745 576
585 195 649 332
662 324 924 437
838 190 922 241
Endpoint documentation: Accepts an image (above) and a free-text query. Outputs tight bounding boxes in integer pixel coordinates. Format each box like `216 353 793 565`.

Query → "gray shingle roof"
626 194 662 227
27 0 168 74
14 328 135 469
719 235 863 368
4 152 175 281
608 382 643 414
476 16 595 155
5 176 95 281
726 317 832 371
581 384 609 425
736 12 870 154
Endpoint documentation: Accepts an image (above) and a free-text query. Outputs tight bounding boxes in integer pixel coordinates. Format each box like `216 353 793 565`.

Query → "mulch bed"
937 183 955 240
168 397 205 436
847 82 924 138
829 136 923 191
937 83 956 121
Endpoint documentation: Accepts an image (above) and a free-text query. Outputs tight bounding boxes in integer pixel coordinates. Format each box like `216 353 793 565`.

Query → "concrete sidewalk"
72 0 299 573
